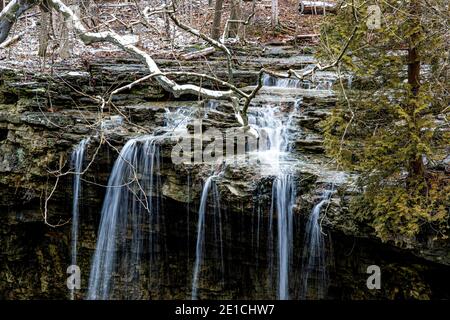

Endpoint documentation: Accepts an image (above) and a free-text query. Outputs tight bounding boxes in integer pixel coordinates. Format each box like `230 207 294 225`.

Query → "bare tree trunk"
58 16 70 58
211 0 224 40
163 0 171 39
271 0 279 27
407 0 425 181
189 0 193 24
38 0 51 57
229 0 241 38
57 2 80 59
1 0 4 12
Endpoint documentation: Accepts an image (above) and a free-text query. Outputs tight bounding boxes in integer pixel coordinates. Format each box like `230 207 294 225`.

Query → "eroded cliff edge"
0 46 449 299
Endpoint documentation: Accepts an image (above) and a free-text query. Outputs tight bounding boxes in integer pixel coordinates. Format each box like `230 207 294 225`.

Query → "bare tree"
406 0 425 180
0 0 259 126
0 0 354 127
53 1 76 59
211 0 224 40
38 0 51 57
228 0 241 38
271 0 278 26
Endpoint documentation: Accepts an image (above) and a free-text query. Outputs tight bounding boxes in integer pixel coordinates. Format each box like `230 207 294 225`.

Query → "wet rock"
294 138 325 153
0 48 449 299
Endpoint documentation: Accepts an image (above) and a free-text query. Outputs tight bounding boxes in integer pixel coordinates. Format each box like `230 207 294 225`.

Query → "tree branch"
45 0 238 102
1 0 267 127
162 4 234 84
265 25 358 81
0 0 36 43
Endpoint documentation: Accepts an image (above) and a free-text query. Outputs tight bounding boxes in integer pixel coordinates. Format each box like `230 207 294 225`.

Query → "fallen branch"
243 68 265 114
299 1 337 15
294 34 320 39
0 31 22 48
221 0 256 43
46 0 236 101
106 68 266 127
180 46 215 60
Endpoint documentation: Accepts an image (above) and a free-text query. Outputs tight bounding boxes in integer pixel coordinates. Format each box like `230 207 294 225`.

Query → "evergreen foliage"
319 0 449 244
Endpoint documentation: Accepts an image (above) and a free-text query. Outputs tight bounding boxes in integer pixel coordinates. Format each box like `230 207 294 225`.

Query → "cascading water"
87 137 162 299
271 175 296 300
260 73 339 299
300 188 333 299
87 108 190 300
262 73 336 91
86 68 334 300
191 175 223 300
70 137 89 300
250 78 300 299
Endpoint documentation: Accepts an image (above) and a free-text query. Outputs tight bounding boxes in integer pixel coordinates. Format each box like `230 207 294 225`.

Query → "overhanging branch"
47 0 238 100
0 0 36 43
264 25 358 81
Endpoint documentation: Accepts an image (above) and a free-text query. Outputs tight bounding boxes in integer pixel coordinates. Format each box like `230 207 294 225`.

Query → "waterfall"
87 137 162 299
261 71 340 300
263 74 304 88
262 73 335 91
250 80 300 299
272 174 296 300
87 108 191 300
70 137 89 300
300 189 333 299
191 175 223 300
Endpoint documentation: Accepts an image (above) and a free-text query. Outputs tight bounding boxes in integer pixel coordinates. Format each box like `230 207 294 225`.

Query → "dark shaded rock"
0 48 449 300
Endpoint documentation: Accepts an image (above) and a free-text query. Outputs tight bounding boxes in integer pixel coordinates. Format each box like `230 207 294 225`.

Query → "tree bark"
271 0 278 26
0 0 254 126
57 5 71 59
408 41 420 95
229 0 241 38
407 0 424 180
38 0 51 57
211 0 224 40
299 1 337 15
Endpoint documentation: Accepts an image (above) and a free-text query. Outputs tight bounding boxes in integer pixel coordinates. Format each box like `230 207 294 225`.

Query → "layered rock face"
0 47 448 299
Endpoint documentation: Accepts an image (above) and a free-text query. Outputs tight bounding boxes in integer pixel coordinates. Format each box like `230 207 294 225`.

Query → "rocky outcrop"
0 47 449 299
